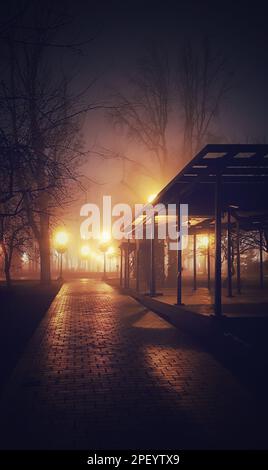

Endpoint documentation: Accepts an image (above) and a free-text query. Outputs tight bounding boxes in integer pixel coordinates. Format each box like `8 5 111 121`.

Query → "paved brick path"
0 279 266 449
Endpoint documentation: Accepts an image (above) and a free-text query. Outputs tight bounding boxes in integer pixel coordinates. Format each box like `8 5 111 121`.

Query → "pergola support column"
259 228 264 289
227 207 233 297
103 252 106 280
214 173 222 316
119 247 123 287
127 239 130 288
193 233 197 290
136 240 140 292
150 214 156 296
207 234 211 290
124 247 127 288
176 205 183 305
236 221 241 294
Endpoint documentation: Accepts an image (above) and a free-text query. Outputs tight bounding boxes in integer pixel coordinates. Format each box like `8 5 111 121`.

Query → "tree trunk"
4 255 11 288
0 240 12 288
39 213 51 284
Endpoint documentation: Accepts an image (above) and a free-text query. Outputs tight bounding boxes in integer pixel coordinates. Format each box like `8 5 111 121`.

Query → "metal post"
103 251 106 280
193 233 197 290
236 221 241 294
120 247 123 287
176 204 182 305
260 228 264 289
227 207 233 297
59 252 63 280
124 247 127 288
127 238 130 288
150 213 156 296
214 173 222 316
207 234 211 290
136 240 140 292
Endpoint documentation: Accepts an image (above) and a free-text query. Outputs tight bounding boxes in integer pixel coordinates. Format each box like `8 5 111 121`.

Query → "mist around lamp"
198 235 209 249
80 244 91 258
54 230 69 281
147 193 157 203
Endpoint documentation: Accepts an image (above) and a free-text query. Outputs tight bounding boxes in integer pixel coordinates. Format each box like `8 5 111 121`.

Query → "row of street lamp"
53 193 160 279
53 230 116 281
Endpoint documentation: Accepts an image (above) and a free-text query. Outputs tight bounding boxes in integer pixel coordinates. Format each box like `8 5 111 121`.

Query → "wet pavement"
0 279 266 449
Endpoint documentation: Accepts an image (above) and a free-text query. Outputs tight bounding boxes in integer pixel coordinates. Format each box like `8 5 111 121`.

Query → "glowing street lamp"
147 193 157 204
54 231 69 251
198 235 209 249
21 252 29 264
80 244 91 258
54 230 69 281
80 244 91 272
101 230 111 242
107 246 115 256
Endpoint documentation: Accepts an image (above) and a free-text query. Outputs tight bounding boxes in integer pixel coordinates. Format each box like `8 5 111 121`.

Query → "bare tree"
91 145 158 200
110 47 171 180
177 38 231 160
0 5 98 283
108 39 231 193
0 210 31 287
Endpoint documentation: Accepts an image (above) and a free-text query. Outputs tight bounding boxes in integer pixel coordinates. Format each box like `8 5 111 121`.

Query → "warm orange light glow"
198 235 209 248
80 244 91 258
54 230 69 251
107 246 115 256
101 230 111 242
147 193 157 203
21 252 29 263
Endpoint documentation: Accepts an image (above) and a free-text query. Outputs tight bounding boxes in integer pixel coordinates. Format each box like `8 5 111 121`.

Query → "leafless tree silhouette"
177 38 231 160
110 47 171 181
0 4 99 283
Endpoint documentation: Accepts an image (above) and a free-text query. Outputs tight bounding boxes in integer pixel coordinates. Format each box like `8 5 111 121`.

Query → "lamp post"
107 246 115 273
104 250 107 278
80 244 91 271
99 244 115 279
99 231 112 281
99 242 109 280
54 230 69 281
100 245 108 279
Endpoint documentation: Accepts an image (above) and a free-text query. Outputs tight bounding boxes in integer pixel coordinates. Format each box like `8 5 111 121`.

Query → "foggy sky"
2 0 268 225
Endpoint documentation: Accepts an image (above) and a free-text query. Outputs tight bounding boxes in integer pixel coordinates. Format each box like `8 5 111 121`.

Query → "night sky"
72 0 268 136
58 0 268 159
75 0 268 205
3 0 268 137
2 0 268 211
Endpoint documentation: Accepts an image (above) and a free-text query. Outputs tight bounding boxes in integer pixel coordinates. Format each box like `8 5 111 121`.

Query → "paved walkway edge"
0 284 64 405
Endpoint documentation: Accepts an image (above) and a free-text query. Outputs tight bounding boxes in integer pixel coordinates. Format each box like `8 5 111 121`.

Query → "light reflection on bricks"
0 279 266 449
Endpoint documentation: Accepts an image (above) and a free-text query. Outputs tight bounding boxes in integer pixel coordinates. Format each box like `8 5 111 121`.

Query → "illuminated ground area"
0 279 267 449
126 278 268 316
146 286 268 316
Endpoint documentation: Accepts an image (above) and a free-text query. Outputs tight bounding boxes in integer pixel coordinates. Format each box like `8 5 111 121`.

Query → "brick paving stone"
0 279 267 449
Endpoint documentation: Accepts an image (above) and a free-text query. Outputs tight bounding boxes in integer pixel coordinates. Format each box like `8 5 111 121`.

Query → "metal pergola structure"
119 144 268 315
